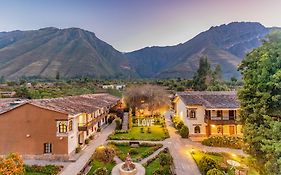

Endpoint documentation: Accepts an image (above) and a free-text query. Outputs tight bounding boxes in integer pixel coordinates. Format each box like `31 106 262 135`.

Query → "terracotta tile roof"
0 94 120 115
177 91 239 109
31 93 120 115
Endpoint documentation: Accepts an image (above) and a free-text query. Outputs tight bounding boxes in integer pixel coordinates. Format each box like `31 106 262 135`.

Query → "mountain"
126 22 270 79
0 27 137 79
0 22 274 80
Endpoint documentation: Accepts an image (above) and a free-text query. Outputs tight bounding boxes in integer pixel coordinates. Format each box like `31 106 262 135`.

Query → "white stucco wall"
68 115 79 154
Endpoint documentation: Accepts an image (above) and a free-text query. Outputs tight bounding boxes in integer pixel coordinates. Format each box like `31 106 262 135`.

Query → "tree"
124 85 170 116
15 86 31 99
0 153 24 175
159 153 172 167
93 145 115 163
192 56 211 91
238 31 281 174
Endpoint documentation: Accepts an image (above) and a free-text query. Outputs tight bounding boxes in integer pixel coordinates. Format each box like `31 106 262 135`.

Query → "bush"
129 148 138 155
140 127 144 133
93 167 107 175
153 166 170 175
85 138 90 144
206 168 224 175
108 115 115 124
115 118 122 130
180 125 189 138
176 121 184 130
202 136 243 149
89 135 94 140
24 165 61 175
93 146 115 163
147 127 151 133
75 146 82 153
159 153 172 167
199 156 218 175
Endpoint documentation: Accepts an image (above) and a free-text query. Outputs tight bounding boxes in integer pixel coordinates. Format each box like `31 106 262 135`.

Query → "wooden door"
229 126 235 135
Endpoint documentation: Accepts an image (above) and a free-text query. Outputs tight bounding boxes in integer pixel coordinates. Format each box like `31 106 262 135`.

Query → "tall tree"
192 56 211 90
238 31 281 174
0 153 24 175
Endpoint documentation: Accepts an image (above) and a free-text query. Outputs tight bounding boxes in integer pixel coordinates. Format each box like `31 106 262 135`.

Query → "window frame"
58 121 67 133
44 143 52 154
194 126 201 133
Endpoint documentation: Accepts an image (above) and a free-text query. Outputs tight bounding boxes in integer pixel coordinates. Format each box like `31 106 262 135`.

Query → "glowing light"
211 124 216 128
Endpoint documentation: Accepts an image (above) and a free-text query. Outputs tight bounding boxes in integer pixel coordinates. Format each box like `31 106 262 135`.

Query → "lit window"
69 120 73 131
217 126 223 133
44 143 52 154
58 122 67 133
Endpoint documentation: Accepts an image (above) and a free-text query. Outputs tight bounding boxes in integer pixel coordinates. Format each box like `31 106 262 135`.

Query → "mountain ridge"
0 22 276 80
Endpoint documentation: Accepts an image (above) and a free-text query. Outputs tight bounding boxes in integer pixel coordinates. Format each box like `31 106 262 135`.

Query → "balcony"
204 116 238 125
78 122 93 131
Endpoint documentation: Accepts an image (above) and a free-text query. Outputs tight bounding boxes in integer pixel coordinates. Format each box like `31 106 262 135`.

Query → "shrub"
93 167 107 175
140 127 144 133
176 121 184 130
180 125 189 138
75 146 82 153
97 127 101 132
202 136 243 149
129 148 138 155
85 138 90 144
25 165 62 175
206 168 224 175
0 153 24 175
93 146 115 163
89 135 94 140
108 115 116 124
147 127 151 133
115 118 122 130
153 166 170 175
199 156 218 175
159 153 172 167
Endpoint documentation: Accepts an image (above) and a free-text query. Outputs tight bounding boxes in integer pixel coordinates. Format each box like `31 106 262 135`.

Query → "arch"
194 126 200 133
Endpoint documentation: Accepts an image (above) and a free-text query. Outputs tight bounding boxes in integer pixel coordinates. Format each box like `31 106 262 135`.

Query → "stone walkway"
139 146 167 164
59 122 116 175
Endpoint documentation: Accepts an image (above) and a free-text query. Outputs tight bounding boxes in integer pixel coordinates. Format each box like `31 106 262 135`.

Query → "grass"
145 158 161 175
25 173 46 175
191 150 260 175
109 143 162 162
24 165 62 175
109 125 169 141
86 160 116 175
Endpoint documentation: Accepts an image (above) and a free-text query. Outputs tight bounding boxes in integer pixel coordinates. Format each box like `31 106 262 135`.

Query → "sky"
0 0 280 52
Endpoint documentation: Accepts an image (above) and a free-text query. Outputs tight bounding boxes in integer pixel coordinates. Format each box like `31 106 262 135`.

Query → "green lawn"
191 150 260 175
24 165 62 175
145 158 161 175
108 125 169 141
87 160 116 175
109 143 162 162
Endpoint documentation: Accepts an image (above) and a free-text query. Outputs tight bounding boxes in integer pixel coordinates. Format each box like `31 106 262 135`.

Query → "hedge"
202 136 243 149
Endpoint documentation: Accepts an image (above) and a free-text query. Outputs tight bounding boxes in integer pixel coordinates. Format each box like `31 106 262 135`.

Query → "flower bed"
202 136 243 149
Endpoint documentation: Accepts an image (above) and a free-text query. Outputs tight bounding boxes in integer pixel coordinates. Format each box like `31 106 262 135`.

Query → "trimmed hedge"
24 165 62 175
180 125 189 138
202 136 243 149
206 168 224 175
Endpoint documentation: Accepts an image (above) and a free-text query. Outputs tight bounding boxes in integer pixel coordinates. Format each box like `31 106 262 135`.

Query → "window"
58 122 67 133
189 109 196 119
44 143 52 154
229 110 235 120
68 120 73 131
217 110 223 118
194 126 201 133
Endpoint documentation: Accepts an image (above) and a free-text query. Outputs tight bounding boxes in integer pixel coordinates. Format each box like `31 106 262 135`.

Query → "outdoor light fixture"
211 124 216 128
191 148 194 154
26 134 30 138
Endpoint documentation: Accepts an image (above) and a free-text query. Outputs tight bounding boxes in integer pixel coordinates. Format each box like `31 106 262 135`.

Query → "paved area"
59 122 116 175
163 111 201 175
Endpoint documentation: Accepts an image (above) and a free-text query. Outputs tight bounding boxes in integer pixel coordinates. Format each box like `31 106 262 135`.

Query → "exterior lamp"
191 148 195 154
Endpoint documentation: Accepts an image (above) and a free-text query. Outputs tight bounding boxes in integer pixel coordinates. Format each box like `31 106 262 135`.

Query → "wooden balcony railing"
204 116 238 125
78 113 108 131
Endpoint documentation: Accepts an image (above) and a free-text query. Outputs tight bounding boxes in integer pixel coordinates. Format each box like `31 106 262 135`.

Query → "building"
0 93 120 160
102 84 126 90
174 91 242 140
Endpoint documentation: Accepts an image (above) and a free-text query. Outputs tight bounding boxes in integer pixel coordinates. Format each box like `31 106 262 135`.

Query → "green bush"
115 118 122 130
85 138 90 144
176 121 184 130
75 146 81 153
93 146 115 163
153 166 170 175
180 125 189 138
198 156 218 175
159 153 172 167
147 127 151 133
24 165 62 175
206 168 224 175
129 148 138 155
202 136 243 149
140 127 144 133
93 167 107 175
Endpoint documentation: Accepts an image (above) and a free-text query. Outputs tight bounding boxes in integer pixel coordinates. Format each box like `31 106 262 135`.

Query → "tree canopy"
238 30 281 175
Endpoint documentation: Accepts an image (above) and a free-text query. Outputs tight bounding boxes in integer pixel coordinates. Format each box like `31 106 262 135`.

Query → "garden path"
122 112 129 130
59 122 116 175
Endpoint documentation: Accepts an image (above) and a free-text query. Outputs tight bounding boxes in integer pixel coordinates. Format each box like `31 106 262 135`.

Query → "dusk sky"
0 0 280 52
